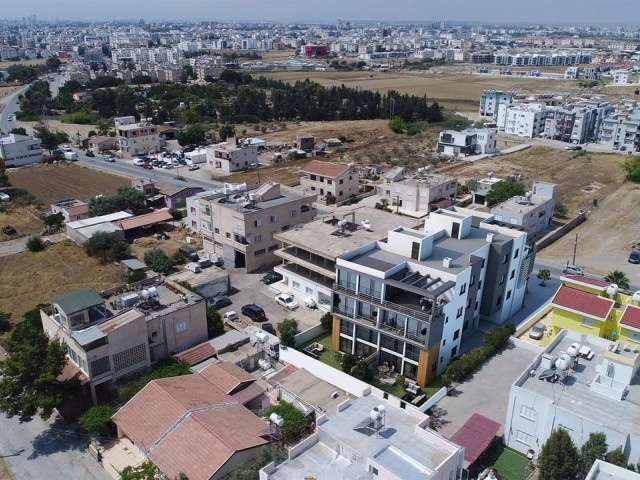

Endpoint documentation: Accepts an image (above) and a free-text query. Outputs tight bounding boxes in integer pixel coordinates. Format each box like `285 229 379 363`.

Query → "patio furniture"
411 394 426 406
303 342 324 358
377 365 390 377
405 380 419 395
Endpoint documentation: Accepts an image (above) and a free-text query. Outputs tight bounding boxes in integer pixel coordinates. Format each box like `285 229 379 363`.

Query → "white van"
223 311 238 323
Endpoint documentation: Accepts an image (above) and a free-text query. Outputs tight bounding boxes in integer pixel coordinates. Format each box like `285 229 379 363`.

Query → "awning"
450 414 501 466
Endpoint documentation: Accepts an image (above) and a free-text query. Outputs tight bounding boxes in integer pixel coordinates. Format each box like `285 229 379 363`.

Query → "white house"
205 137 258 173
0 133 43 167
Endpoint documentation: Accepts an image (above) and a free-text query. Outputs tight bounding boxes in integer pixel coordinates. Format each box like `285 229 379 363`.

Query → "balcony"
333 282 434 322
276 246 336 279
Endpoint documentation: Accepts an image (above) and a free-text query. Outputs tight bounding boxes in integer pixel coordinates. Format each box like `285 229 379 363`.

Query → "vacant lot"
8 163 130 206
0 205 43 240
0 58 46 68
0 240 123 321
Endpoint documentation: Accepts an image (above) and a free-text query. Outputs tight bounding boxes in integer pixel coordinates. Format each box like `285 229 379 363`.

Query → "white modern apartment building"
0 133 43 167
332 207 534 386
186 182 316 272
598 111 640 150
611 69 636 85
115 116 161 157
437 128 497 156
505 330 640 466
206 137 259 173
544 101 612 144
499 103 548 138
300 160 360 203
479 90 516 117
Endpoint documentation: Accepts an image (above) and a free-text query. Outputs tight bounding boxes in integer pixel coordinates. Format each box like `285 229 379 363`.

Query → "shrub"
26 236 45 252
61 111 94 124
265 401 311 440
388 116 406 134
0 312 12 335
79 405 117 435
206 306 224 339
168 207 184 220
144 249 173 274
277 318 299 348
320 312 333 332
127 269 147 284
118 359 191 401
340 353 357 373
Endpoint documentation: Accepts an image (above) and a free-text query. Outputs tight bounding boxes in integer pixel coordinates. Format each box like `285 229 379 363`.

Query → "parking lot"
217 269 324 333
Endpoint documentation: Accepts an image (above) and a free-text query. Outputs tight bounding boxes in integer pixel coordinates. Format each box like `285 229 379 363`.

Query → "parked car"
1 225 17 235
143 163 153 169
241 304 266 322
262 323 276 335
178 246 199 261
223 311 238 323
563 264 584 276
188 164 200 171
208 295 232 309
104 155 115 162
529 324 547 340
620 146 627 151
613 145 620 150
629 251 640 264
132 158 146 166
262 271 283 285
85 151 95 157
275 293 298 310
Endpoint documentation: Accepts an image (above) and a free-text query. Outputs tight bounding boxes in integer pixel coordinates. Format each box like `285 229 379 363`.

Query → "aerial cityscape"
1 3 640 480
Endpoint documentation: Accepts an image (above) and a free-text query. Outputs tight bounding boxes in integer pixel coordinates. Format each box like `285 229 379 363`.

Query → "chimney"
443 257 452 268
486 233 495 243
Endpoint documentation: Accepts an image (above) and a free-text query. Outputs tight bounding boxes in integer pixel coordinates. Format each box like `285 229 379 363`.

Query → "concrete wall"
294 323 327 348
288 432 319 459
536 212 587 251
419 387 447 413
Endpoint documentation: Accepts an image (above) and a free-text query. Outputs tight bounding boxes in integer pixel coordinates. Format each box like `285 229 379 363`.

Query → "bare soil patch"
7 163 130 206
0 240 123 320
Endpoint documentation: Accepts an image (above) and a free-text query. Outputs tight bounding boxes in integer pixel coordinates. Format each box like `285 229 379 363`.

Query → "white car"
132 158 146 166
275 293 298 310
104 155 115 162
563 264 584 276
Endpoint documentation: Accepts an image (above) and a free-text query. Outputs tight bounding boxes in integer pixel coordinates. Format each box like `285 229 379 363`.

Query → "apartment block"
505 329 640 465
274 207 420 309
479 90 515 117
332 207 534 386
490 181 557 239
0 133 43 167
114 116 161 157
186 182 317 272
377 167 458 217
205 137 258 173
499 103 548 138
598 111 640 150
544 101 612 144
41 283 208 403
300 160 360 203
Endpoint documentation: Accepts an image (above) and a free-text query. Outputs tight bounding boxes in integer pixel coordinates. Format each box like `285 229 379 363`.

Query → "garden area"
477 443 532 480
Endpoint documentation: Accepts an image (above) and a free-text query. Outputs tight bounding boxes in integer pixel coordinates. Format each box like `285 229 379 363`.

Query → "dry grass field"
0 240 123 321
0 205 43 240
0 58 46 68
7 163 130 206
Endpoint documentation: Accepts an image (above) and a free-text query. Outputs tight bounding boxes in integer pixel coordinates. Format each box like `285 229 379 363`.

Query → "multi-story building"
598 111 640 150
437 128 497 156
505 329 640 465
299 160 360 203
490 181 557 239
612 70 635 85
479 90 515 117
205 137 259 173
40 282 208 403
332 207 534 386
186 182 317 272
114 116 161 157
499 103 548 138
274 207 421 309
544 101 612 144
377 166 458 217
0 133 43 167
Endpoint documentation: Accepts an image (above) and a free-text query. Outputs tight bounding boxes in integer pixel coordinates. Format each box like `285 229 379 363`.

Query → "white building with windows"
598 111 640 150
479 90 516 117
499 103 548 138
205 137 259 173
0 133 43 167
115 116 161 157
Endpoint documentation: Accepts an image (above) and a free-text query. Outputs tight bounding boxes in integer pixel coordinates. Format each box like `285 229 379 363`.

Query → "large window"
356 325 378 344
339 337 353 354
340 320 354 336
515 430 532 446
354 341 376 359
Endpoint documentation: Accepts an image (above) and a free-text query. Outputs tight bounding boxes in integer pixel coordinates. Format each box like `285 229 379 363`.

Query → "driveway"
0 234 67 258
0 413 111 480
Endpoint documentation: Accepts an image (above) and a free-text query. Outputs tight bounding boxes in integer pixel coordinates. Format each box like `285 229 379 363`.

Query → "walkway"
0 233 67 258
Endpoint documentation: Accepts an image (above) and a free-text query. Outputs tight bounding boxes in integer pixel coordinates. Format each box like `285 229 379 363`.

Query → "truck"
64 151 78 161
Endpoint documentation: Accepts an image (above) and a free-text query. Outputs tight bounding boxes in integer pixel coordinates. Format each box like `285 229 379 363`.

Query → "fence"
536 211 587 251
294 324 327 347
419 387 448 413
335 188 377 207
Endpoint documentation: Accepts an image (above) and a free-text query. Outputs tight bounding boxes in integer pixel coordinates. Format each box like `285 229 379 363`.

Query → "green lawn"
297 331 342 370
484 444 531 480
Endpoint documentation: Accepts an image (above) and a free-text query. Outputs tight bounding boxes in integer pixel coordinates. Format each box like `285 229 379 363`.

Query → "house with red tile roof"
300 160 359 203
113 363 268 480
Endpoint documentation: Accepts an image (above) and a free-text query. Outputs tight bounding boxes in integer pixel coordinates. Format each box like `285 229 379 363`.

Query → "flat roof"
105 283 202 318
99 309 145 334
215 186 315 213
167 266 229 287
71 325 106 346
275 206 420 259
67 211 132 229
517 331 640 436
492 194 552 214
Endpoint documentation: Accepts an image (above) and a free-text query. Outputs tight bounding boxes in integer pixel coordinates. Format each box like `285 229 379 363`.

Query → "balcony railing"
333 282 433 322
406 330 427 344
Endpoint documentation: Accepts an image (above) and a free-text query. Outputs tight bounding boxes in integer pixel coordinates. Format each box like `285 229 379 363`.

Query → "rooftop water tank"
606 284 619 296
556 353 572 370
633 291 640 303
270 413 284 427
567 343 580 358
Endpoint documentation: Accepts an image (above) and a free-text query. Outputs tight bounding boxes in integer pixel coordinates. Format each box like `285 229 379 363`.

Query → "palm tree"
604 270 630 290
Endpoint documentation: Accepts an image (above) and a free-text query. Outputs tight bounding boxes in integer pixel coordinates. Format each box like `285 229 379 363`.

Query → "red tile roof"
621 305 640 330
552 285 614 319
450 414 501 465
565 275 610 288
200 362 255 394
115 209 173 231
174 343 217 366
301 160 349 178
267 364 298 387
58 361 89 385
231 381 265 405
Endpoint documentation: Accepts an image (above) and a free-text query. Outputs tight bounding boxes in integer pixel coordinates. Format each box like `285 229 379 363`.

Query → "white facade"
612 70 635 85
479 90 515 117
206 137 258 173
502 104 548 138
598 112 640 149
0 133 43 167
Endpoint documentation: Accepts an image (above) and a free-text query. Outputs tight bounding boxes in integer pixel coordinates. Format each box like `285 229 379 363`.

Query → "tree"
537 269 551 286
89 187 146 216
485 181 527 206
320 312 333 332
537 428 581 480
26 236 45 252
79 405 117 436
44 212 65 228
32 123 69 154
0 311 12 335
340 353 357 373
219 124 235 141
352 360 372 381
580 432 608 477
265 401 310 440
178 123 206 146
84 231 131 263
10 127 27 135
388 116 407 134
606 447 628 468
0 305 75 422
168 207 184 220
119 461 156 480
277 318 299 348
144 248 173 274
604 270 630 290
0 159 8 187
206 306 224 339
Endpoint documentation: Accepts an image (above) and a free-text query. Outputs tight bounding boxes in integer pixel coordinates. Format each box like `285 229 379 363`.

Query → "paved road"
0 85 29 134
0 413 111 480
0 234 67 258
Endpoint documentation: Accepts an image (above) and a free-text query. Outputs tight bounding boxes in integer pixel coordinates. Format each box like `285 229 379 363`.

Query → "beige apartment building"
186 182 317 272
206 137 259 173
41 282 208 403
300 160 360 203
114 116 161 157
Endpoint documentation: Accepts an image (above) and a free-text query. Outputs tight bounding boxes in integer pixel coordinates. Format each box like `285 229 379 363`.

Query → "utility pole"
395 194 400 214
572 234 578 266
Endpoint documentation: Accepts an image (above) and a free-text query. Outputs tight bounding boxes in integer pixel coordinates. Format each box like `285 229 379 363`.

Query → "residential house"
505 329 640 466
41 282 208 403
611 70 635 85
114 116 161 157
51 199 90 223
274 207 421 309
585 460 640 480
377 166 458 217
437 128 497 156
261 392 465 480
186 182 316 272
132 178 204 208
472 174 502 205
498 103 549 138
113 363 269 480
0 133 43 167
206 137 258 173
332 207 534 386
300 160 359 203
490 181 557 239
89 135 118 153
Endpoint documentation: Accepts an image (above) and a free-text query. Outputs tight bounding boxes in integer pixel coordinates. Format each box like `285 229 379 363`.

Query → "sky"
7 0 640 26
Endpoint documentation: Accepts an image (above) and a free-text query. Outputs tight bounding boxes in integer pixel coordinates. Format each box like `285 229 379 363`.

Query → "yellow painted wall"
331 316 340 352
417 343 440 387
552 308 606 337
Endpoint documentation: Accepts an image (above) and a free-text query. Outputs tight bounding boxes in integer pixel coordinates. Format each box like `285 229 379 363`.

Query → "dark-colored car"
262 271 283 285
629 251 640 264
241 304 266 322
262 323 276 335
208 295 232 309
178 246 199 261
85 151 95 157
